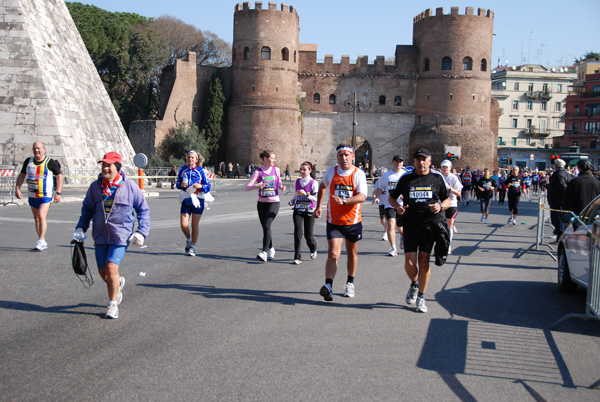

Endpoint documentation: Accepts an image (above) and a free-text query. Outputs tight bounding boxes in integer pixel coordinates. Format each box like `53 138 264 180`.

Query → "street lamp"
345 91 362 163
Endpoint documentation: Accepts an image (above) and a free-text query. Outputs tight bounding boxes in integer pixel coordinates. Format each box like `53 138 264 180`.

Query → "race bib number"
295 193 310 211
26 179 39 193
409 186 433 203
334 184 352 199
260 176 276 197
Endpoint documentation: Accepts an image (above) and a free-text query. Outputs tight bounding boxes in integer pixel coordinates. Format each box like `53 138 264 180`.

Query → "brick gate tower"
226 2 302 166
411 7 496 169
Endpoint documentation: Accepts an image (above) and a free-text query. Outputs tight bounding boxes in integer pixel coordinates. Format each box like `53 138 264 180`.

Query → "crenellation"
466 7 473 16
436 7 444 16
255 2 262 10
268 2 276 11
450 7 458 15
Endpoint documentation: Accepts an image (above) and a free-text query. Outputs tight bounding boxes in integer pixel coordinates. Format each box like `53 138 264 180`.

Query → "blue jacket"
176 165 211 194
77 172 150 246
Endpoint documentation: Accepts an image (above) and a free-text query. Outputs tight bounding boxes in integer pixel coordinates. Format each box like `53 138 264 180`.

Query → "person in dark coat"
563 159 600 217
547 159 571 237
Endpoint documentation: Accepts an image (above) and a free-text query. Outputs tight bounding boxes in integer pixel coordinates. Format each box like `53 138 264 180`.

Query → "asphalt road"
1 179 599 401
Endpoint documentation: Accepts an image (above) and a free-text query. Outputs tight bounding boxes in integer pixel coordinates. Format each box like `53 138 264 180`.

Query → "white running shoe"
406 285 418 305
512 219 517 225
448 246 452 255
484 218 488 224
387 246 397 257
188 245 196 257
257 251 267 262
320 283 333 301
381 231 388 241
105 303 119 319
267 248 276 261
480 215 485 222
343 282 355 298
184 238 192 254
292 259 301 265
35 239 48 251
416 296 428 313
310 250 318 260
117 276 125 305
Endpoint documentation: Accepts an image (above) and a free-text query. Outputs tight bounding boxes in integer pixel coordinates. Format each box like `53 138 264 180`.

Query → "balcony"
523 91 553 100
565 129 600 136
521 126 551 137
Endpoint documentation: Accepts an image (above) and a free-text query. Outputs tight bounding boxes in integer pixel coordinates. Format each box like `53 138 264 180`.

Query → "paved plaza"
1 179 599 401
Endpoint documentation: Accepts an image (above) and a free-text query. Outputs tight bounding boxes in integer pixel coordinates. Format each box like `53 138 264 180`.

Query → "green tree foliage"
159 121 209 163
203 72 226 158
575 51 600 63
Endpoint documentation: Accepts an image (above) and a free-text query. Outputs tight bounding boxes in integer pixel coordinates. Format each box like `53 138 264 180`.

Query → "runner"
522 171 531 198
505 166 524 225
388 149 450 313
440 160 462 254
372 155 406 256
288 161 318 264
460 166 473 206
315 144 368 301
14 141 63 251
73 152 150 319
245 149 286 262
477 168 496 224
176 150 211 257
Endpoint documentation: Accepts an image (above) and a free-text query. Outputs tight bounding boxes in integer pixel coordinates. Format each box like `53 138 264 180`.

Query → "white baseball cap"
440 160 452 168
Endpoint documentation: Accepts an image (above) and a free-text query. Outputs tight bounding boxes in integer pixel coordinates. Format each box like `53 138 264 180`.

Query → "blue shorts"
95 245 128 269
180 198 205 215
326 222 362 243
28 197 52 209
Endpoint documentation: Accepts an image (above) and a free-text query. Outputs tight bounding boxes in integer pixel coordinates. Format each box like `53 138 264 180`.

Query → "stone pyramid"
0 0 135 170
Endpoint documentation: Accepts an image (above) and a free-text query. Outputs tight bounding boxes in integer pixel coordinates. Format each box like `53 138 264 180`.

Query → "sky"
78 0 599 68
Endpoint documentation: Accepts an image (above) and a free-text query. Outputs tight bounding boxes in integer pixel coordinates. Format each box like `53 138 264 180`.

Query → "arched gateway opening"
343 136 372 173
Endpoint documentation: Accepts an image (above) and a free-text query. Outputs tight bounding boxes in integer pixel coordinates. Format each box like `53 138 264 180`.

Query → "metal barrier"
550 218 600 331
0 166 19 206
516 191 556 261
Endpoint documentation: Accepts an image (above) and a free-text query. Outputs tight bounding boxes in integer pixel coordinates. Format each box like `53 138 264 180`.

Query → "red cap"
98 152 122 164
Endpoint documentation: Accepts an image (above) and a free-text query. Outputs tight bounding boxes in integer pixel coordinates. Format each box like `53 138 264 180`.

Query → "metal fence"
550 218 600 330
516 191 556 260
0 166 19 206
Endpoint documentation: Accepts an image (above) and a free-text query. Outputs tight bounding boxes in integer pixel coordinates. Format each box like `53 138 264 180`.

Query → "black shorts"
384 207 397 220
403 223 436 254
445 207 458 220
326 221 362 243
378 204 386 219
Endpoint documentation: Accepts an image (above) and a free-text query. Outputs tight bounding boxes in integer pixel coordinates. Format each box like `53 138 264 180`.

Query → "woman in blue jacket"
74 152 150 319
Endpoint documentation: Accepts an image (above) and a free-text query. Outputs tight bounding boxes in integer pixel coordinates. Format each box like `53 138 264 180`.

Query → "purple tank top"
257 167 279 197
294 178 315 212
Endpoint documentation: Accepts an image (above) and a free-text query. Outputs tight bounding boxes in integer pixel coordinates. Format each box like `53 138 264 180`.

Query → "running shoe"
185 238 192 254
453 226 458 234
320 283 333 301
35 239 48 251
480 215 485 222
117 276 125 305
257 251 267 262
448 245 452 255
387 246 397 257
415 296 428 313
310 250 318 260
381 231 388 241
292 259 301 265
105 303 119 319
484 218 488 224
507 216 513 225
512 219 517 225
267 248 276 261
188 245 196 257
406 284 418 305
343 282 355 298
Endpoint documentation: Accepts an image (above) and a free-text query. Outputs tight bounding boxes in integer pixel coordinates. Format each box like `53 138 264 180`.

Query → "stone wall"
0 0 135 168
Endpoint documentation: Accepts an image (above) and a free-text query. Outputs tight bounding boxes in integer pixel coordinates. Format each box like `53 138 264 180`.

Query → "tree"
159 121 209 162
575 51 600 63
203 72 226 162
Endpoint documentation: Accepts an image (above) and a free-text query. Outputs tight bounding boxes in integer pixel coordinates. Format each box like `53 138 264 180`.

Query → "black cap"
413 148 431 159
392 155 403 162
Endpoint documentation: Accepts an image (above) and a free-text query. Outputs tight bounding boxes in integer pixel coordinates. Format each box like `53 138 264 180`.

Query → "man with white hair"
440 159 462 254
547 158 571 239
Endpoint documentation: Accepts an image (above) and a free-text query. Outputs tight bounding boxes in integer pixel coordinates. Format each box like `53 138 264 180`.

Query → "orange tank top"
327 166 362 225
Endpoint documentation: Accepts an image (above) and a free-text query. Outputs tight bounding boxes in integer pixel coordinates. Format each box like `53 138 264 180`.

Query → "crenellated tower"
226 2 301 166
411 7 496 169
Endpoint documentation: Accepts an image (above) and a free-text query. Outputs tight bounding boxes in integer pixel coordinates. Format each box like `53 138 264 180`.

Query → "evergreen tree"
159 121 209 162
203 72 226 162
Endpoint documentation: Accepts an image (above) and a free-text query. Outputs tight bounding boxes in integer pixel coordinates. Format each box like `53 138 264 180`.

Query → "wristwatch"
342 197 347 205
56 192 62 195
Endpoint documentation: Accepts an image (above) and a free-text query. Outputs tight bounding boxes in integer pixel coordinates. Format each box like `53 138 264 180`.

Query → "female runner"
288 161 318 264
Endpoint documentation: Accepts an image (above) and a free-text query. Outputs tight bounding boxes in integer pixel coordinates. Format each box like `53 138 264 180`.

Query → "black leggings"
293 211 317 260
508 192 520 215
257 201 280 252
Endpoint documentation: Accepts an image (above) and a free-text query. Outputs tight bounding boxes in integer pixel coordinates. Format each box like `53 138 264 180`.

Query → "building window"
512 118 518 128
427 94 430 100
498 137 503 145
480 58 487 71
463 57 473 70
294 51 296 63
244 47 250 60
575 105 579 116
541 101 547 111
555 119 560 129
514 82 519 91
540 119 547 133
449 94 453 100
511 137 517 146
379 96 386 105
423 58 430 72
555 102 561 112
591 140 597 149
527 119 533 131
593 85 600 92
543 83 549 92
572 140 579 146
329 94 336 104
512 100 519 111
528 83 534 92
281 47 289 61
261 46 271 60
442 57 452 70
557 84 562 92
394 96 401 106
313 93 320 104
527 101 533 111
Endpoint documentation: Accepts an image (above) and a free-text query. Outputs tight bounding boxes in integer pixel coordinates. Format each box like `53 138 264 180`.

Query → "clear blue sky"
79 0 599 68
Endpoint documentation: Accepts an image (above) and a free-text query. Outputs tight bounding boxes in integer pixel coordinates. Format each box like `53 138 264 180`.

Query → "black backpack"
71 239 93 287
